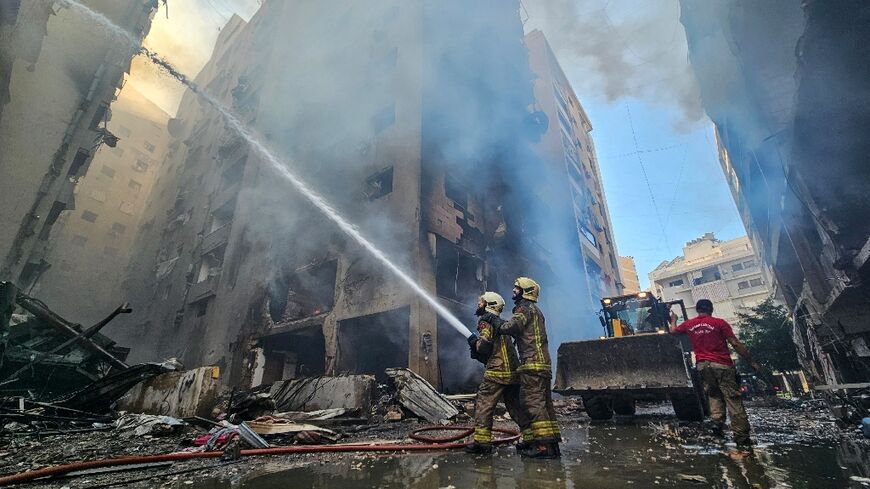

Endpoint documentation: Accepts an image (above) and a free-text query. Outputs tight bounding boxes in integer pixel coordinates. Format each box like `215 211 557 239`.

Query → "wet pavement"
7 402 869 488
181 404 870 489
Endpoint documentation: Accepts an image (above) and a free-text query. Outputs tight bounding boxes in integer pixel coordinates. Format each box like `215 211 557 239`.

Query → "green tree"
737 298 800 372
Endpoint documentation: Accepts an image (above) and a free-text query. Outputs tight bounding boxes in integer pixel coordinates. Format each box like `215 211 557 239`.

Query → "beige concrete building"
32 87 170 322
0 0 157 289
649 233 776 330
618 256 641 295
114 2 590 392
525 29 622 309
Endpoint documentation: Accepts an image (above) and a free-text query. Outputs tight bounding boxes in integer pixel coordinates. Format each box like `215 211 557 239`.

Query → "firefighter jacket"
497 298 552 375
472 316 520 384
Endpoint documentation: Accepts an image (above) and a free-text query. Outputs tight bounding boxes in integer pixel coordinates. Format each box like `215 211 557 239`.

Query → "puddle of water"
187 419 870 489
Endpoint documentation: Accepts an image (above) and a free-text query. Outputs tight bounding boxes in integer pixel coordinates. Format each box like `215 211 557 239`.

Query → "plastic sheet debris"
115 413 185 436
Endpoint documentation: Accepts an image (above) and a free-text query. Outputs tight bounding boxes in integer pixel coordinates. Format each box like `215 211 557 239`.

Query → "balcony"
188 276 217 304
201 222 231 256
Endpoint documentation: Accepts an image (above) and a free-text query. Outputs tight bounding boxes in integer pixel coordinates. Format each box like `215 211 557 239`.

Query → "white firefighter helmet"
514 277 541 302
479 291 506 315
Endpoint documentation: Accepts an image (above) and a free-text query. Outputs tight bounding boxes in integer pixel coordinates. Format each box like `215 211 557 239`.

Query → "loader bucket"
554 334 693 395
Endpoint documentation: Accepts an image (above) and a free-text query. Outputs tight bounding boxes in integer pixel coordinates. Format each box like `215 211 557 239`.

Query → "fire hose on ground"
0 426 519 486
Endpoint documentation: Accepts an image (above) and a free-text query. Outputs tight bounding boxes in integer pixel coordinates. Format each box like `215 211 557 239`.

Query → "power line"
626 104 670 250
662 143 690 232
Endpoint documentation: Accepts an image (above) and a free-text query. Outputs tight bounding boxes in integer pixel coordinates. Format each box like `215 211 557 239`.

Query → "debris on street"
385 368 458 424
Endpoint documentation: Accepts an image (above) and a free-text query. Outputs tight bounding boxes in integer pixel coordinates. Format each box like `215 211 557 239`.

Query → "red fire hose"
0 426 518 486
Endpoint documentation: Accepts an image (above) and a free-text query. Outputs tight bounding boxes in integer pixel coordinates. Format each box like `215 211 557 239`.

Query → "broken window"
738 281 750 290
668 279 685 288
71 235 87 246
67 149 90 179
81 210 98 223
444 176 468 211
100 165 115 178
267 261 338 323
144 141 156 153
731 262 744 272
365 166 393 200
372 103 395 134
749 278 763 287
258 328 326 383
195 299 209 317
743 259 756 269
119 201 135 215
129 179 142 193
117 125 132 138
196 253 223 283
110 222 126 236
208 198 236 234
90 102 109 129
337 307 409 381
434 236 483 302
692 266 722 286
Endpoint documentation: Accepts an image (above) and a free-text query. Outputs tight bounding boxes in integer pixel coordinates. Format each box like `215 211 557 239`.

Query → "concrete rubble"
385 368 459 424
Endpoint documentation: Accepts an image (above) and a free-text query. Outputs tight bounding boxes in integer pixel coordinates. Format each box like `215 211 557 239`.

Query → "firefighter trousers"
519 371 561 443
473 378 531 445
698 361 751 445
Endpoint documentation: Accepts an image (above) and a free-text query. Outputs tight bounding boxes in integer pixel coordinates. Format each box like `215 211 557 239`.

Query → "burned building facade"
32 87 170 324
0 0 158 289
680 0 870 386
116 1 604 391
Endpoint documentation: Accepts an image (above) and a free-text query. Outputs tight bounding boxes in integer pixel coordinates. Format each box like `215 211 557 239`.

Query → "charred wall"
681 0 870 385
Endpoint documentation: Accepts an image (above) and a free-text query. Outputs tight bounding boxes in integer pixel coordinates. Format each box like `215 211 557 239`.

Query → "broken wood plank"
385 368 458 424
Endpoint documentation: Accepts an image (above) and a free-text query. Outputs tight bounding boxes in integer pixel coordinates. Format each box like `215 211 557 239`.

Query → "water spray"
65 0 474 337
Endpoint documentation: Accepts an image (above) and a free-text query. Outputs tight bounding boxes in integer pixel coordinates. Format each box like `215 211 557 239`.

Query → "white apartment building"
649 233 777 331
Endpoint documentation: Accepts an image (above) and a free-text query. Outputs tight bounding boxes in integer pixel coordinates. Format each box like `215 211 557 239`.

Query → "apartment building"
681 0 870 385
32 87 169 323
618 256 641 295
114 2 594 391
0 0 158 288
525 29 623 311
649 233 776 330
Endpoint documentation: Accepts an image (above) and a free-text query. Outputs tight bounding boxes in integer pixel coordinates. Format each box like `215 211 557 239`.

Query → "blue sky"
522 0 746 289
584 98 744 289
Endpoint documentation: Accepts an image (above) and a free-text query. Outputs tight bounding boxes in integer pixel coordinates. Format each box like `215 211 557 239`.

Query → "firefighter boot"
465 441 494 455
521 441 559 459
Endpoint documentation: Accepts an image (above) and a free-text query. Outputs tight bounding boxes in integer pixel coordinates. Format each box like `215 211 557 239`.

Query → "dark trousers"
698 361 751 445
519 372 561 443
473 378 530 444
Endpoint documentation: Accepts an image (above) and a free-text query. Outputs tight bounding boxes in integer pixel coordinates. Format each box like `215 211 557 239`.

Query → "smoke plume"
524 0 705 128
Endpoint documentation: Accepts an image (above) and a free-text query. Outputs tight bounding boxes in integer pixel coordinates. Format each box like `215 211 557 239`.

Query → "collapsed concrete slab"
270 375 375 414
385 368 458 424
118 366 220 418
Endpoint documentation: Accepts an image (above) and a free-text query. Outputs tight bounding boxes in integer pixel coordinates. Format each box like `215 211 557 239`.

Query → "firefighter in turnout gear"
493 277 561 458
465 292 531 455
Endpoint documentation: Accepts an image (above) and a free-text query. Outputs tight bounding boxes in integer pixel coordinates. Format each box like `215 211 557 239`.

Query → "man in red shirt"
670 299 760 451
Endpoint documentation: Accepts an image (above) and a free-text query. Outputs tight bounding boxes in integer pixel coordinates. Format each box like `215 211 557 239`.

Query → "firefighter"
465 292 531 454
491 277 561 459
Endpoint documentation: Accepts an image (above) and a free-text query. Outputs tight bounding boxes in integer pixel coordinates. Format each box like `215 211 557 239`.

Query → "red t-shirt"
672 315 735 366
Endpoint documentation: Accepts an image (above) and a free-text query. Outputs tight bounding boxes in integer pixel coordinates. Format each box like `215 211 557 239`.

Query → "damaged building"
31 87 170 324
0 0 158 290
680 0 870 386
115 1 621 392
